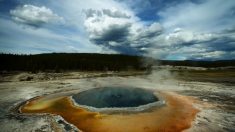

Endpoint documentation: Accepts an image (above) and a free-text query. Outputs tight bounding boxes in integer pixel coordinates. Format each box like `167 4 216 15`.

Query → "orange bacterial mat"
21 91 199 132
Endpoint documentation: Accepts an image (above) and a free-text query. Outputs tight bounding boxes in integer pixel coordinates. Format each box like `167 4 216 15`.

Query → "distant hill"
159 60 235 68
0 53 235 72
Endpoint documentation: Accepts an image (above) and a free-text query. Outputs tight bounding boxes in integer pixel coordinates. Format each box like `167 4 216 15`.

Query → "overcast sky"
0 0 235 60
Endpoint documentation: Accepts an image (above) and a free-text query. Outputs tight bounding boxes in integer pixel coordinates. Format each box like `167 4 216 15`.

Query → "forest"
0 53 235 72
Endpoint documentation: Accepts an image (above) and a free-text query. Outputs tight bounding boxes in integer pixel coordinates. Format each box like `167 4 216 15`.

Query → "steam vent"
20 86 199 132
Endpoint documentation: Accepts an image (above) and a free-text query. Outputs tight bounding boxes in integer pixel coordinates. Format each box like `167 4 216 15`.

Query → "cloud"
151 28 235 60
164 29 215 46
0 18 102 54
10 5 64 27
158 0 235 31
81 0 235 60
137 0 235 60
102 9 131 18
1 0 235 60
83 8 163 55
115 0 199 21
1 0 128 55
138 22 162 38
84 8 131 18
91 23 131 44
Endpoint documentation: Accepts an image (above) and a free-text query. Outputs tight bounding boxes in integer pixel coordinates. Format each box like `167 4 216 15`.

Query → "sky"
0 0 235 60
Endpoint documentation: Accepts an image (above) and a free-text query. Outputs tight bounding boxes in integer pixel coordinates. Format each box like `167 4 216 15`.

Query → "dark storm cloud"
84 8 163 55
206 36 235 52
91 23 131 44
102 9 131 18
89 23 148 55
84 9 162 55
223 26 235 34
138 23 162 38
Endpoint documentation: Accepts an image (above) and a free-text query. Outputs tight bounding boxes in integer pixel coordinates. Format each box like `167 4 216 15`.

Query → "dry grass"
173 69 235 84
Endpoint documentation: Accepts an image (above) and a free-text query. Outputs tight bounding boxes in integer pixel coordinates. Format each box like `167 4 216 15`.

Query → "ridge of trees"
0 53 148 72
0 53 234 72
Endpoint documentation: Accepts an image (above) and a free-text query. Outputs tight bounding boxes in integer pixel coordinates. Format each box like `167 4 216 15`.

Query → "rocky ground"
0 69 234 132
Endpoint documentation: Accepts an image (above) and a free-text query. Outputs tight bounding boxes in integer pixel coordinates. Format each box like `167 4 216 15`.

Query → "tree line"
0 53 234 72
0 53 149 72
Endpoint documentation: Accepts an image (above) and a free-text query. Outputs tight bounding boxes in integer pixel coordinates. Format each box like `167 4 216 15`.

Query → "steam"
84 69 181 92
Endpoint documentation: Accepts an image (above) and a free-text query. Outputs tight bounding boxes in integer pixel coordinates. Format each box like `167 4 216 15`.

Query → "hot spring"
72 87 159 108
20 86 199 132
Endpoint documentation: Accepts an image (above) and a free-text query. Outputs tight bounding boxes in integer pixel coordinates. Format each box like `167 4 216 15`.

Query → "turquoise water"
72 87 158 108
